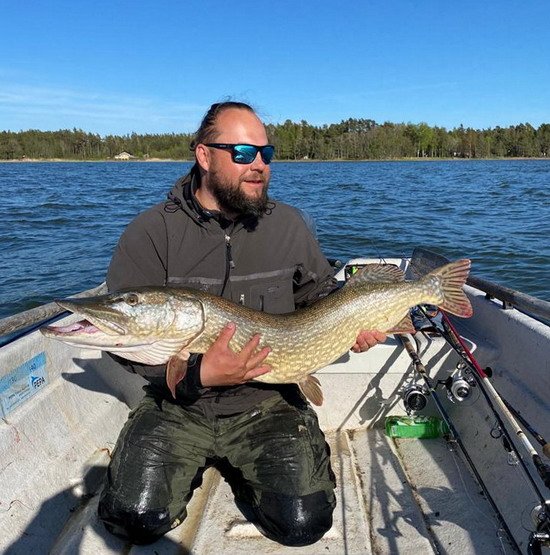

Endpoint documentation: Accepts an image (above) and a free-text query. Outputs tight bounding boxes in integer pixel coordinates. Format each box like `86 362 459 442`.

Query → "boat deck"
45 427 511 555
1 329 521 555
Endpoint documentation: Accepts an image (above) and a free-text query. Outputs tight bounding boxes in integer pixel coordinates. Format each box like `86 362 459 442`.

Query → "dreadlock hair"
190 101 256 152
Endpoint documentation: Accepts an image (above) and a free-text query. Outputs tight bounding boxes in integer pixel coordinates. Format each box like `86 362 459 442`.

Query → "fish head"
41 287 205 349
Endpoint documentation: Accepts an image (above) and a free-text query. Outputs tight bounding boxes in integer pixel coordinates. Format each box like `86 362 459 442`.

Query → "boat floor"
44 427 513 555
5 270 548 554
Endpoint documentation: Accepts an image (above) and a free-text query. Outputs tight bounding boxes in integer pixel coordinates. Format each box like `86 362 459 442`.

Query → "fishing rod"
418 307 550 554
500 397 550 462
424 307 550 494
397 333 520 552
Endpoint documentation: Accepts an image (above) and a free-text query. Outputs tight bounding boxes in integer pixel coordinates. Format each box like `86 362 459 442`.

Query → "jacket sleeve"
106 210 168 291
291 216 338 308
105 210 206 399
107 352 206 400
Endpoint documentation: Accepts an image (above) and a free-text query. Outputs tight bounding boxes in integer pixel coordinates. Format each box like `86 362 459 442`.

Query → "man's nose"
249 151 266 170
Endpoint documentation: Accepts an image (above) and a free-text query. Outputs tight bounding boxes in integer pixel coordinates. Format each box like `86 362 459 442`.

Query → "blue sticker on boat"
0 352 48 417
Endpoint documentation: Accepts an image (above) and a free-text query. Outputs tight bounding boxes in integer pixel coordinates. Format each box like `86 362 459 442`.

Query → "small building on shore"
114 151 135 160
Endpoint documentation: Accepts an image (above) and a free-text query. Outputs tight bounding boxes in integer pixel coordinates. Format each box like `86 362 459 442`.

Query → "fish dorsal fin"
346 263 405 286
299 375 323 406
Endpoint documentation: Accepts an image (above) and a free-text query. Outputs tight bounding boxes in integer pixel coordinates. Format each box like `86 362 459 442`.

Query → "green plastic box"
385 415 449 439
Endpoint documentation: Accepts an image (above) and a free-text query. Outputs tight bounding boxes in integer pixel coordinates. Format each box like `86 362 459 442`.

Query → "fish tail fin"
429 259 473 317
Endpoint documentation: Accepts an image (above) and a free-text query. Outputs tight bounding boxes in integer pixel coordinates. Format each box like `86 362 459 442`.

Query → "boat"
1 248 549 554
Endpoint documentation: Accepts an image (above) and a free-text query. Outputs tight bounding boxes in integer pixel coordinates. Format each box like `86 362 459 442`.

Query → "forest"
1 119 549 161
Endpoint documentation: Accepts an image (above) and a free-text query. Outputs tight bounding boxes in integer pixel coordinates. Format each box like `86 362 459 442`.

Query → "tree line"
1 120 549 161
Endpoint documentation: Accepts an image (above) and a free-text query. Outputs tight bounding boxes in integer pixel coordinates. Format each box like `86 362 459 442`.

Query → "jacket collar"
165 165 260 230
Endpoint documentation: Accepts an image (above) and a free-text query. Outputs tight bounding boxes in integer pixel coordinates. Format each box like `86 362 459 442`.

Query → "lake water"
1 160 549 319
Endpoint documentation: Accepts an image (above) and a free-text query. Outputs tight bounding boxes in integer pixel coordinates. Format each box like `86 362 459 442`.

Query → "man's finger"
243 364 272 382
372 331 387 343
359 330 386 347
363 336 378 349
215 322 236 347
351 330 387 353
355 339 370 351
246 345 271 369
239 333 262 359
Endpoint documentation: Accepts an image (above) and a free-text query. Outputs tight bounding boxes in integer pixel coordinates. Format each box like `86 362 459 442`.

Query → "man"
98 101 385 547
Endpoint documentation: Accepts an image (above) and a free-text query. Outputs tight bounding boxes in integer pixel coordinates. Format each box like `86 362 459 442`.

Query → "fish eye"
125 293 139 306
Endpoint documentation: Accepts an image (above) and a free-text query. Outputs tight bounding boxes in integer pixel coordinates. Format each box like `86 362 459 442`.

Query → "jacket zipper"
216 233 236 404
220 233 235 297
214 233 235 404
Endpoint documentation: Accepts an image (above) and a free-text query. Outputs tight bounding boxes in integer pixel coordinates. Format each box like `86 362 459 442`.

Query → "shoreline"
1 157 548 164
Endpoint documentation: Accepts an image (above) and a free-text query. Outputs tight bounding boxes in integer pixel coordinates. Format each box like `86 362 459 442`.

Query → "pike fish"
41 259 473 405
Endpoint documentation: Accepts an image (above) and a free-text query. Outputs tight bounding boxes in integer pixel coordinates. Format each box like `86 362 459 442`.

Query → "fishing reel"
528 503 550 554
445 363 476 403
403 384 429 413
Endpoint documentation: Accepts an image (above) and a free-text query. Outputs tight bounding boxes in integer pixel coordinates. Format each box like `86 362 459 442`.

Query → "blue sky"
1 1 549 135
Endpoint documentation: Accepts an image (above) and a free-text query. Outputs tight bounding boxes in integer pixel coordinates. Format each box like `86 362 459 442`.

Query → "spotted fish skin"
41 260 472 404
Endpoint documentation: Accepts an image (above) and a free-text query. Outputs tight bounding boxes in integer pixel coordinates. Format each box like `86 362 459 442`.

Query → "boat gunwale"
0 283 107 341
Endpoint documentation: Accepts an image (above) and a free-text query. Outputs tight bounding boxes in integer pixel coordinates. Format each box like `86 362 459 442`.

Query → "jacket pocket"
250 279 295 314
167 276 223 294
229 268 296 314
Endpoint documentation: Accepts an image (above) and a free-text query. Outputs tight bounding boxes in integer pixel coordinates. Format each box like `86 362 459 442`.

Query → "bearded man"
99 101 385 547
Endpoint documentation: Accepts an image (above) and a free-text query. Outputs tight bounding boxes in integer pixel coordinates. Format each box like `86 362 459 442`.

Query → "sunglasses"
205 143 275 164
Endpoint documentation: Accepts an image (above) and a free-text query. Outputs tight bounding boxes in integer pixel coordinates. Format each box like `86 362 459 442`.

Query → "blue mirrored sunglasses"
205 143 275 164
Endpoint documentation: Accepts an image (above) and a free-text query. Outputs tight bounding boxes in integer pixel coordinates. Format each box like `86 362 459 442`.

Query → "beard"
209 169 269 218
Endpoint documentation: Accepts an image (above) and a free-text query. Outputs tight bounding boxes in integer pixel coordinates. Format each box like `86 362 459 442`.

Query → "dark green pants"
98 392 336 546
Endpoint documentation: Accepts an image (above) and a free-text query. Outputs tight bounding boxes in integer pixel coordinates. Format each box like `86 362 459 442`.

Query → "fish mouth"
41 318 103 337
43 299 128 336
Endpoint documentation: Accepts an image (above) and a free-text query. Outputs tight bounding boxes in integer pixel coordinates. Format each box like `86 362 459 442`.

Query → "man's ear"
195 144 210 171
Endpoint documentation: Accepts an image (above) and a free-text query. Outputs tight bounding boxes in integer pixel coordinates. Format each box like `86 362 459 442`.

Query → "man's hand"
351 330 387 353
200 322 272 387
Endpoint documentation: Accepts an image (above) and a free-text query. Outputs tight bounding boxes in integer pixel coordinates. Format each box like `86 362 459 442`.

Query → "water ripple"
0 160 549 318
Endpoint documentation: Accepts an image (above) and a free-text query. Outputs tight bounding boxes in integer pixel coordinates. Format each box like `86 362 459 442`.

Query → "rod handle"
534 455 550 489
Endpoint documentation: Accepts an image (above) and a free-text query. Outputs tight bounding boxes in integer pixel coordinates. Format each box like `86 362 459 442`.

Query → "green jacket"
106 167 336 413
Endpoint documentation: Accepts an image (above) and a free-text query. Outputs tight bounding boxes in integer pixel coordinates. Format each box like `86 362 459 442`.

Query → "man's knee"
98 491 173 545
254 490 336 547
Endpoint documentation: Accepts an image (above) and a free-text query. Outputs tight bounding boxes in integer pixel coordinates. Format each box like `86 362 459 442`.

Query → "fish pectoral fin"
166 350 191 399
387 313 416 334
299 375 324 406
346 263 405 287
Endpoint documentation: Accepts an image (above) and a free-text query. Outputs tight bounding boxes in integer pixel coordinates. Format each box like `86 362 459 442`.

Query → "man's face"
203 109 271 217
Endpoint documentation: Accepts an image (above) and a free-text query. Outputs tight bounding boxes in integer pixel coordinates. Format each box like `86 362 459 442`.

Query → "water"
0 160 548 319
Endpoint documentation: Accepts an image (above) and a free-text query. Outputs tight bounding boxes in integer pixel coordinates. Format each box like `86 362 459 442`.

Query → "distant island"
1 119 549 161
